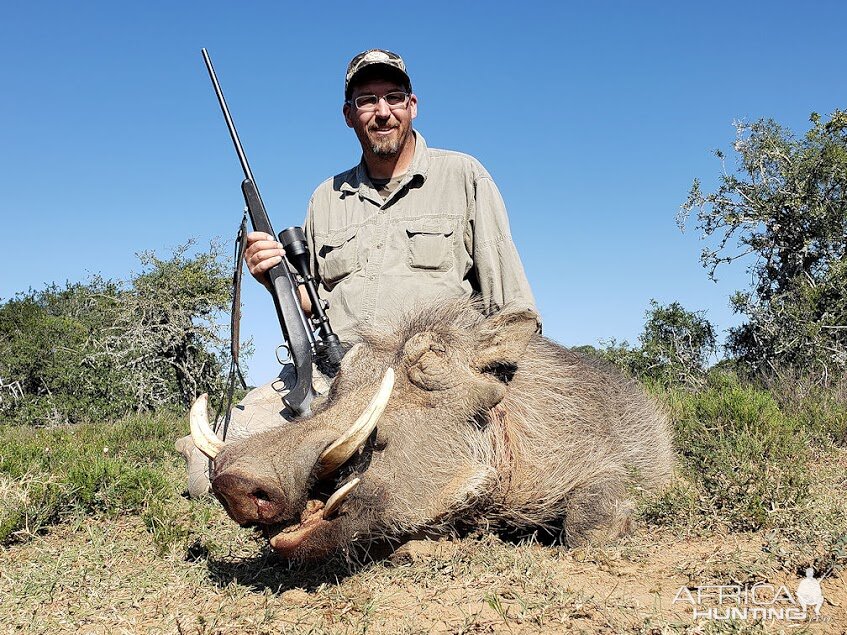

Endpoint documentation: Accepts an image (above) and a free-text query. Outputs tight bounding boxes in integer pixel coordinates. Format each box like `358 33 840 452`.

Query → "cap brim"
346 64 411 98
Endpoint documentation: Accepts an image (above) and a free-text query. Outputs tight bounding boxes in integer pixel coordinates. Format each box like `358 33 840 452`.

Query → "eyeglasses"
349 91 410 111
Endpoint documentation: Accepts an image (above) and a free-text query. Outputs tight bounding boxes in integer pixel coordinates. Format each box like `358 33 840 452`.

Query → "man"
246 49 537 339
179 49 538 497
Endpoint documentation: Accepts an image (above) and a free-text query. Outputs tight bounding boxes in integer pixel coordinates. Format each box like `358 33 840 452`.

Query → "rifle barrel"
201 48 256 186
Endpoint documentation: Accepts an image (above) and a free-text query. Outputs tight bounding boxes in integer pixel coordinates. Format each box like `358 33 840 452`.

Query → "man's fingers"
245 235 284 264
246 237 283 253
246 231 276 244
252 256 283 275
246 247 285 274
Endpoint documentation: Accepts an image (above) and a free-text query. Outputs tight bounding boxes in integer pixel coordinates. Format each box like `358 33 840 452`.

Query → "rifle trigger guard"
276 344 292 365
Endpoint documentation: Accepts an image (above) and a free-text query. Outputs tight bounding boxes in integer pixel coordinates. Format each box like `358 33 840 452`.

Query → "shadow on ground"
194 538 403 593
195 524 572 596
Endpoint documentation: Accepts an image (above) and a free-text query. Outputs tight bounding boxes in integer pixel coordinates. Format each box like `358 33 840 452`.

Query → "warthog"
191 301 673 561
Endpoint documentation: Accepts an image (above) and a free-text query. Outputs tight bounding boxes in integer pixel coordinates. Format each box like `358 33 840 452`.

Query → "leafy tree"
599 300 716 387
0 242 235 425
0 279 123 423
679 110 847 381
96 244 233 410
638 300 717 385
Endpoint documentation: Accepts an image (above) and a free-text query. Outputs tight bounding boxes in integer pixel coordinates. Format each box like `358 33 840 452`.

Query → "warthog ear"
403 331 462 390
473 309 538 372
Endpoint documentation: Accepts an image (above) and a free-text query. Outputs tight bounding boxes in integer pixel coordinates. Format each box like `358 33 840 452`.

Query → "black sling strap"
213 211 249 442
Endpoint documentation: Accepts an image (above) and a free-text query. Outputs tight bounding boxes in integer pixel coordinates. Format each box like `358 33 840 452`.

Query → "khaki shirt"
304 131 539 343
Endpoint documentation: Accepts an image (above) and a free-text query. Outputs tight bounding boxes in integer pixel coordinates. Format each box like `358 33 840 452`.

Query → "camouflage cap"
345 49 411 99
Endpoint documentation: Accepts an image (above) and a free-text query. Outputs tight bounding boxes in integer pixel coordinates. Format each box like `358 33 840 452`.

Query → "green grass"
656 374 811 531
641 370 847 575
764 371 847 449
1 375 846 632
0 411 181 543
4 371 846 567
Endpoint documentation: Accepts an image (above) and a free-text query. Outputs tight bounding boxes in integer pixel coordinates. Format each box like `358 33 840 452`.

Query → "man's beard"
367 125 407 157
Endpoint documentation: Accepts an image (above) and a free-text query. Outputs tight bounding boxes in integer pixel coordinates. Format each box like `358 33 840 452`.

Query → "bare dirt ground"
1 502 844 635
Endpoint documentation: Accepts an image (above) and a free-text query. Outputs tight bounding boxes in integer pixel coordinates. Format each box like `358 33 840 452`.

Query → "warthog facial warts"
191 301 673 561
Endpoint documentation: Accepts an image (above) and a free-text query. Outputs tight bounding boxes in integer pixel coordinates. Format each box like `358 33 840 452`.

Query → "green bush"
643 369 847 558
646 372 812 532
758 371 847 448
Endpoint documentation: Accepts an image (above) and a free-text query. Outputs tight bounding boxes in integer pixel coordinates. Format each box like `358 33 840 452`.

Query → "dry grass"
2 384 846 634
1 463 844 634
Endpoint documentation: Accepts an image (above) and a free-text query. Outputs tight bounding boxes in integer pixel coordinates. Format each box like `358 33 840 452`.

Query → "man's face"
344 79 418 159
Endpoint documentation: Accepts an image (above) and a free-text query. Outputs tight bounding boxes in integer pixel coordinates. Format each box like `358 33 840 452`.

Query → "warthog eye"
481 362 517 384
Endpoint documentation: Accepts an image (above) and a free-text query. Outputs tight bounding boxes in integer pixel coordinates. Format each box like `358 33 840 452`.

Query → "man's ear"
472 309 538 371
409 93 418 121
343 102 354 128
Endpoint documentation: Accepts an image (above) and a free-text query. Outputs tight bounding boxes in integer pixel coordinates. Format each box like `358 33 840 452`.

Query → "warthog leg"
563 477 634 547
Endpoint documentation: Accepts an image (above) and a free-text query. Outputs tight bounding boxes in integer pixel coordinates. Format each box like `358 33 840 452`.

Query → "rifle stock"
240 179 314 414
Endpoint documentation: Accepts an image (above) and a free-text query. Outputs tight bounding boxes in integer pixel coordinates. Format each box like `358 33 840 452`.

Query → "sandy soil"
1 510 843 634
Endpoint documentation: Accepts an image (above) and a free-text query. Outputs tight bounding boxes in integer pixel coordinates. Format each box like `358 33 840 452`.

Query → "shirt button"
375 243 383 249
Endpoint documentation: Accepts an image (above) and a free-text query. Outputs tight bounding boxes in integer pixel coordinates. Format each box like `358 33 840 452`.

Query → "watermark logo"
672 567 827 622
796 567 824 617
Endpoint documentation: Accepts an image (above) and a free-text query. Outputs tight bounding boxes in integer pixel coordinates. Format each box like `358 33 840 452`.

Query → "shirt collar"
340 130 430 195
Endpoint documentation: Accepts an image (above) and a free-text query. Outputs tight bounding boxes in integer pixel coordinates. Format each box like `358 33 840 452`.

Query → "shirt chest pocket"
405 219 455 272
317 226 360 288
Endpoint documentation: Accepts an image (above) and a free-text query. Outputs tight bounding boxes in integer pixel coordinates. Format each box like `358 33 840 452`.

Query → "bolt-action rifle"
201 48 345 416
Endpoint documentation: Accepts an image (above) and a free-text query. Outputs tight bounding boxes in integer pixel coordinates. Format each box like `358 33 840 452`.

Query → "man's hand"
244 232 284 289
244 232 312 314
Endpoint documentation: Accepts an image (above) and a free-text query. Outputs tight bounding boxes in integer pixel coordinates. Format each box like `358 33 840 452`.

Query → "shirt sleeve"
471 174 542 331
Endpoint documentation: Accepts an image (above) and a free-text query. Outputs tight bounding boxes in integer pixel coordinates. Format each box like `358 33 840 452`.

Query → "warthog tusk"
318 368 394 478
190 393 225 460
323 477 361 518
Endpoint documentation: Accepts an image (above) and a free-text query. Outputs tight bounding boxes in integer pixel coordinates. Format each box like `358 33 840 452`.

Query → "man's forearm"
298 285 312 315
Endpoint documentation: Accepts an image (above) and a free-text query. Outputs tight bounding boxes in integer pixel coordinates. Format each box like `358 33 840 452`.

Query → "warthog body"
195 301 673 561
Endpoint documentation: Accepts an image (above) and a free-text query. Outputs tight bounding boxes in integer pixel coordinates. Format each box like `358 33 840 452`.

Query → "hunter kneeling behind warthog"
190 300 673 561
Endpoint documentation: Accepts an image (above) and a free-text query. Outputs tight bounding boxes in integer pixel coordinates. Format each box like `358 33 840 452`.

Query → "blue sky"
2 1 844 384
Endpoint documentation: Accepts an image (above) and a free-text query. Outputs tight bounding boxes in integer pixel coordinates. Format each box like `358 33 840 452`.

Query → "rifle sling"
213 211 249 443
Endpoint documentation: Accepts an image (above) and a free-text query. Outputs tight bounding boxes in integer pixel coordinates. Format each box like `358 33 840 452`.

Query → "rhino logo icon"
796 567 824 617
